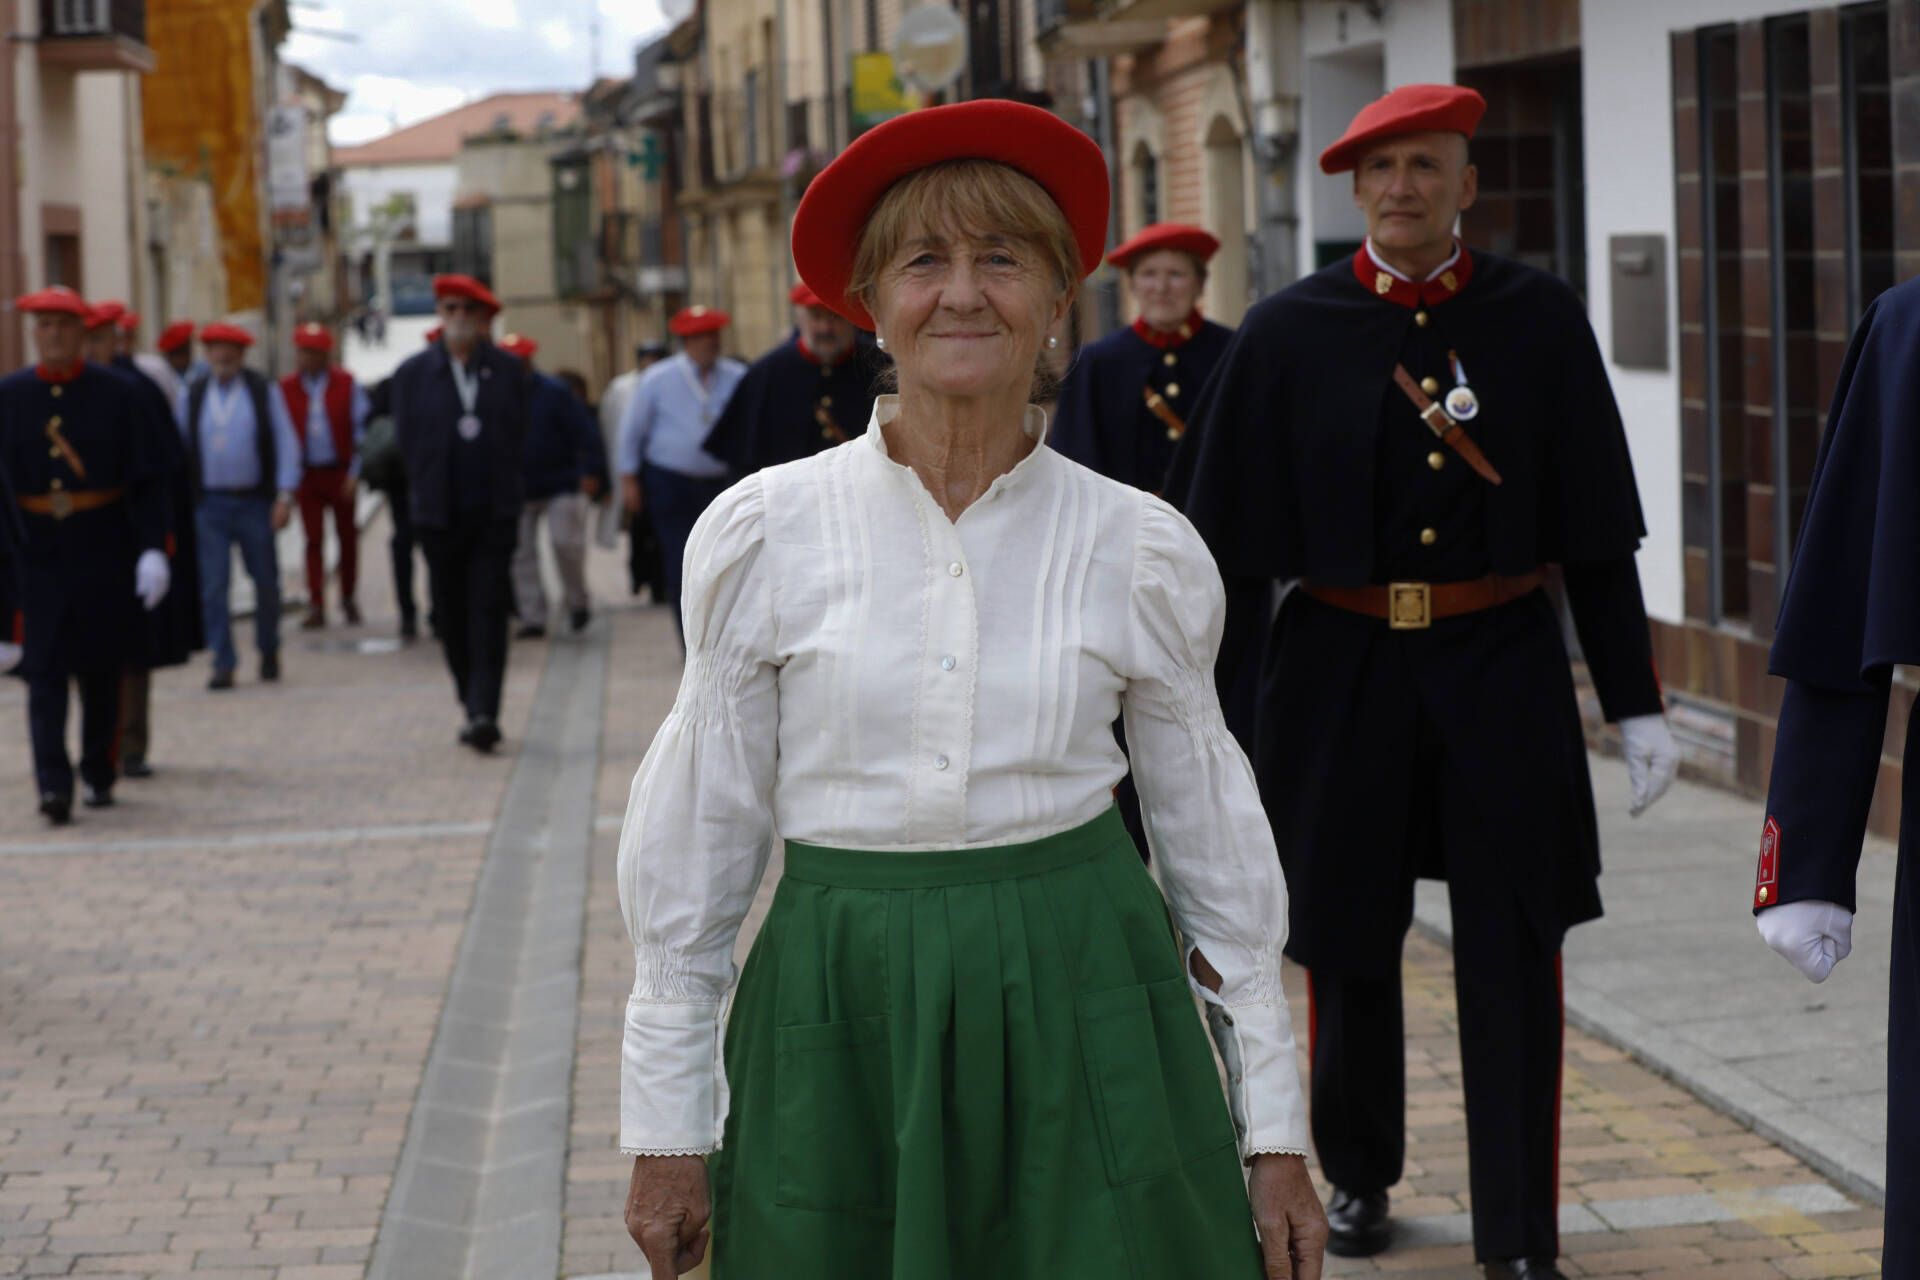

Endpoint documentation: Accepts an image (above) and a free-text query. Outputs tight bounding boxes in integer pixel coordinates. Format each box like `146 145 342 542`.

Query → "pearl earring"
875 335 887 350
1046 335 1059 350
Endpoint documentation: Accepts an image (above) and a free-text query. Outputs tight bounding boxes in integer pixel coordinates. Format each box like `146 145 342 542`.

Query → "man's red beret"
792 99 1110 330
17 286 89 319
1106 223 1222 271
789 281 825 308
199 322 255 349
293 322 334 353
157 321 195 352
497 332 538 359
117 310 141 333
84 300 126 331
669 306 730 337
433 274 502 315
1319 84 1487 175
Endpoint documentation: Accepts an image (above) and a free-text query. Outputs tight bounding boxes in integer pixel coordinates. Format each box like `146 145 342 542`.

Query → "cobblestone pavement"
0 508 1887 1279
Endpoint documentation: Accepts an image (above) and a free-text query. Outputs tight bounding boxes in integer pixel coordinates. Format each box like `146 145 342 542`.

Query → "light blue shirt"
616 352 745 480
299 372 372 476
178 374 303 494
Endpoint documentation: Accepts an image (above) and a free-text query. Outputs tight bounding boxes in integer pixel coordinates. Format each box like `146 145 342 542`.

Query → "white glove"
135 549 170 611
0 642 20 670
1622 713 1680 817
1757 899 1854 983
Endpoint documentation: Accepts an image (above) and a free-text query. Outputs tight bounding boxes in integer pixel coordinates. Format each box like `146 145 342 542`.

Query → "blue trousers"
196 493 281 673
641 464 730 641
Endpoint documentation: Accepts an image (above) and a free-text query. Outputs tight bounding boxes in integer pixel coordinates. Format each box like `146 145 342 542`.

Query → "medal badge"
1445 351 1480 421
457 414 482 441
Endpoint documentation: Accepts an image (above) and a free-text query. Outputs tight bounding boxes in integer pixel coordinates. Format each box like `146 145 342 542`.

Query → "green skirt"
710 807 1263 1278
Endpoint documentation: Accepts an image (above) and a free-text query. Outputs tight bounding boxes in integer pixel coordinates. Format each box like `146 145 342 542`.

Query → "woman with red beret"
614 100 1326 1279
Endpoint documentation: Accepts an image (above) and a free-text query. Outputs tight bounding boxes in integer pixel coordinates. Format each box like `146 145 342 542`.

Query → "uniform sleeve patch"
1755 816 1781 908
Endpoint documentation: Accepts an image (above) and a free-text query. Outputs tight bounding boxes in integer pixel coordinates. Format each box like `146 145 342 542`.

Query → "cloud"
282 0 669 145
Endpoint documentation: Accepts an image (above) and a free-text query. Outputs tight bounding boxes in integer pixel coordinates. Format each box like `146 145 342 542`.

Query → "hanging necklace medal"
451 358 482 441
1443 350 1480 422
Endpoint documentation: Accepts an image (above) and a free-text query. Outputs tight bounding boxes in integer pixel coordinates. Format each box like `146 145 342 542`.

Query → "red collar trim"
1350 245 1474 309
35 361 83 384
795 335 849 370
1130 310 1204 350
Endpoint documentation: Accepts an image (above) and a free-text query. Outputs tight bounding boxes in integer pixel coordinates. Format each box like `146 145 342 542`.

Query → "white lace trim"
620 1146 714 1158
1246 1147 1311 1159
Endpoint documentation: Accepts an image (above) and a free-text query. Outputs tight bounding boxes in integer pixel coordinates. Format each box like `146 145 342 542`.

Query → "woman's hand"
1248 1153 1328 1280
624 1154 711 1276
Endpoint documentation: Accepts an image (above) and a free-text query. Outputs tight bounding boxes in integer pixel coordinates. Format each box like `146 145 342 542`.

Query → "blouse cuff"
620 997 727 1155
1191 981 1310 1160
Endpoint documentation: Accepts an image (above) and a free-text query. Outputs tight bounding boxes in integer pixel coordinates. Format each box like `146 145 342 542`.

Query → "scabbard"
1142 386 1189 441
1391 363 1503 486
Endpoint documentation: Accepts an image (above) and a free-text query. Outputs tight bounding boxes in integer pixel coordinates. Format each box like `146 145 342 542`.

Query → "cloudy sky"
283 0 670 146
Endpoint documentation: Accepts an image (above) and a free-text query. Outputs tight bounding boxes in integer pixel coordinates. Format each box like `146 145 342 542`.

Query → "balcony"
1034 0 1165 57
39 0 154 73
1094 0 1240 23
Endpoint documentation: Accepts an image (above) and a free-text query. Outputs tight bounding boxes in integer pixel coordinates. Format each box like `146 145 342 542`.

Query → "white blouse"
616 396 1309 1160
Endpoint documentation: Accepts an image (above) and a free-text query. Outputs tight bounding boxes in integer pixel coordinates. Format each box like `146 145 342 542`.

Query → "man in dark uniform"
85 302 201 778
1169 85 1681 1279
1754 275 1920 1277
497 332 606 637
701 283 881 475
0 287 170 821
390 274 529 753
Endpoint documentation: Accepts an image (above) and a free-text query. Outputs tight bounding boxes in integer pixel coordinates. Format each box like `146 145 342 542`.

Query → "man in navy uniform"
1754 275 1920 1277
0 287 170 821
390 275 530 753
701 282 880 476
1169 85 1681 1279
178 323 300 690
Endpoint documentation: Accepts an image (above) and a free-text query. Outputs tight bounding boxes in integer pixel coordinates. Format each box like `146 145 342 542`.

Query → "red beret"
792 100 1110 330
669 306 730 337
433 274 502 314
157 321 195 352
293 322 334 353
497 332 538 359
789 281 825 308
117 310 140 333
84 300 126 331
199 322 255 349
1106 223 1221 270
1319 84 1487 175
17 286 89 318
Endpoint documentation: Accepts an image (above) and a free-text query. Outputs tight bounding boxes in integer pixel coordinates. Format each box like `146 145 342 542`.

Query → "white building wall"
339 161 457 246
76 72 142 305
1580 0 1850 624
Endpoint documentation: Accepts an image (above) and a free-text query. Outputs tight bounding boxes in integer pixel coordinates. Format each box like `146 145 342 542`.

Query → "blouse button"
940 655 956 671
1221 1012 1235 1027
948 562 964 577
934 754 950 771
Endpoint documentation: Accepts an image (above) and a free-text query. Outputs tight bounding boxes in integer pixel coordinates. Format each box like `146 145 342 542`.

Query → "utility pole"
589 0 602 80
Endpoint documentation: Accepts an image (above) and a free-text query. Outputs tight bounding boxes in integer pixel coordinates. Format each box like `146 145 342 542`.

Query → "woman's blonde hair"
846 159 1082 402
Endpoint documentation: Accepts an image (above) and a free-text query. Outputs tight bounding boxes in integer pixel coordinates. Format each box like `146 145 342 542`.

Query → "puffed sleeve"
616 475 780 1154
1121 496 1310 1159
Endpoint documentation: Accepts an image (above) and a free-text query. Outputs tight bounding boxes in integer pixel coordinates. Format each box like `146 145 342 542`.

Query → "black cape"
1762 276 1920 1274
702 335 883 475
111 354 202 668
1052 318 1232 493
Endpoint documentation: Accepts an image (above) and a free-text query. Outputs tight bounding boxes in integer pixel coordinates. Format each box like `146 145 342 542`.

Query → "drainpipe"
0 0 21 369
1243 0 1300 294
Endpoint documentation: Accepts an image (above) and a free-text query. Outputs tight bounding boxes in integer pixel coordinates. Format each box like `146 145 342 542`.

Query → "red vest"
278 368 356 469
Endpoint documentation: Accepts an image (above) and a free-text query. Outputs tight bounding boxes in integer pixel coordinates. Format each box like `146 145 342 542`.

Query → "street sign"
892 5 968 93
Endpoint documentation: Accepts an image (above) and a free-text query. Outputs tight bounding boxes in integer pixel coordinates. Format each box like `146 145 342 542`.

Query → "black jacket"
390 340 531 527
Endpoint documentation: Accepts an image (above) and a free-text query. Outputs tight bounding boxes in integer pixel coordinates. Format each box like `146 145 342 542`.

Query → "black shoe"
260 651 280 682
208 668 235 691
569 607 591 633
1484 1261 1567 1280
122 757 153 779
82 786 113 809
464 716 501 753
1326 1187 1391 1258
38 792 71 825
399 614 419 641
515 623 547 640
344 600 363 625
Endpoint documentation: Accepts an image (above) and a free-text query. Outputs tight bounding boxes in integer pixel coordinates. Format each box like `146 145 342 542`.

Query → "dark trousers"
298 466 357 610
28 668 120 797
196 493 280 673
641 464 729 639
1306 897 1563 1263
117 668 150 763
419 511 516 723
1888 839 1919 1276
628 510 663 600
385 478 420 626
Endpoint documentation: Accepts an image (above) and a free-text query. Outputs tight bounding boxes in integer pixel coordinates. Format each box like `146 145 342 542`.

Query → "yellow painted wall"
141 0 266 313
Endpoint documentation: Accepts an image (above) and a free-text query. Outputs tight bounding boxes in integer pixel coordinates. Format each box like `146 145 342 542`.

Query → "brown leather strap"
1300 570 1547 629
1391 364 1503 486
44 421 88 481
1142 386 1188 441
19 487 124 519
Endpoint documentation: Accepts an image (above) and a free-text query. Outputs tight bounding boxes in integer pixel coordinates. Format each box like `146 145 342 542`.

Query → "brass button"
50 386 62 398
1428 451 1445 471
1165 383 1180 398
1758 886 1771 904
48 415 61 427
1420 527 1438 546
1420 376 1440 396
820 395 832 407
1162 352 1177 367
49 478 62 490
49 447 60 459
1414 310 1430 328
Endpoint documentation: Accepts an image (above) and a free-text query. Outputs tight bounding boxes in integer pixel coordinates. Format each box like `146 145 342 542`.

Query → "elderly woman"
616 100 1327 1279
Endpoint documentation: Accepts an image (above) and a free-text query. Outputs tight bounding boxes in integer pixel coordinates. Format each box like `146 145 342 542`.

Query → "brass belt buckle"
48 491 72 520
1388 582 1431 630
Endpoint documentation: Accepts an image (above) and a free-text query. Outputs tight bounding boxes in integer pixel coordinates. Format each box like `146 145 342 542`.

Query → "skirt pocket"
774 1014 895 1213
1076 977 1238 1187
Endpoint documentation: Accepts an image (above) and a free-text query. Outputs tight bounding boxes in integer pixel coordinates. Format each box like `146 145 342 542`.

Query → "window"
44 233 79 289
1696 24 1747 624
1131 143 1158 230
451 204 492 285
552 159 594 297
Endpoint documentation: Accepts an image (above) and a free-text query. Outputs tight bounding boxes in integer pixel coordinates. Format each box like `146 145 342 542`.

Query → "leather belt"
1391 364 1502 485
1301 570 1547 630
19 487 124 520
